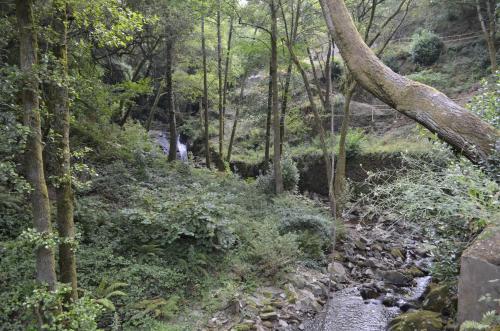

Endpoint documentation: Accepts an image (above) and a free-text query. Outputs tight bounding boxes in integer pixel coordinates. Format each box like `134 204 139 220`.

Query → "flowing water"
150 130 188 161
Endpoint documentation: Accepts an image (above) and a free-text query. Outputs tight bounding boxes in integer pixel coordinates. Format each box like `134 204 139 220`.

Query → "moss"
423 284 454 315
389 310 445 331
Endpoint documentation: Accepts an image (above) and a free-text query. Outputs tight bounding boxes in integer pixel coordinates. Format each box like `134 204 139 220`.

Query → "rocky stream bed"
202 209 457 331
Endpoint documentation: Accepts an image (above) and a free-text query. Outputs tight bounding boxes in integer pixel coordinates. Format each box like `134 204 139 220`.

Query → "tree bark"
320 0 498 164
201 15 211 169
476 0 497 73
217 0 224 160
227 74 248 162
222 19 234 126
16 0 58 290
166 41 177 162
334 82 355 205
264 62 272 173
145 79 164 132
271 0 283 194
50 1 78 302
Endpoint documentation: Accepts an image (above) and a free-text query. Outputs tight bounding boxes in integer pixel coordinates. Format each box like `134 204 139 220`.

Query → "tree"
334 0 412 208
475 0 497 73
16 0 58 290
49 0 78 302
270 0 284 193
201 14 211 168
217 0 224 161
166 40 177 162
320 0 498 165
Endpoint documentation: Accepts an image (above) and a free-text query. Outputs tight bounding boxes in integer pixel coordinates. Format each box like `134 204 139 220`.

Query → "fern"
460 310 500 331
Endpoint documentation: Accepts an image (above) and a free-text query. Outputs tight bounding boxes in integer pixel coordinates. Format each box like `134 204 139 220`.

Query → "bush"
245 222 301 278
256 155 299 193
411 30 444 66
359 145 499 281
345 129 367 158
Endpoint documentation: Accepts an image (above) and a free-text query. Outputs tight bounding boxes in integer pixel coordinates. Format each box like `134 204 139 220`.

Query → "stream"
299 215 435 331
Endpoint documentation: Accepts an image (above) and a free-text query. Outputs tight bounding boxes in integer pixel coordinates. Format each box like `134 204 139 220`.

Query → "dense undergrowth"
0 120 341 330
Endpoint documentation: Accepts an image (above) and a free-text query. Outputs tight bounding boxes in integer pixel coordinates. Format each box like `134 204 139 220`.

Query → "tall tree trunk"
306 48 326 107
320 0 498 164
145 79 165 132
50 2 78 302
264 62 272 173
280 61 293 155
166 41 177 162
334 81 355 210
217 0 224 161
222 19 234 122
271 0 283 194
476 0 497 73
16 0 57 290
201 16 211 169
227 74 248 162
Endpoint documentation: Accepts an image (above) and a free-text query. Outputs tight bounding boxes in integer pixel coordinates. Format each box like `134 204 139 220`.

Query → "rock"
359 285 380 299
403 266 425 278
284 284 298 304
382 294 398 307
289 275 307 289
364 257 380 268
278 320 288 327
329 262 347 282
262 321 274 328
355 239 367 250
380 270 411 286
458 226 500 324
260 311 278 321
423 283 454 316
233 321 254 331
364 268 375 277
390 247 405 260
388 310 445 331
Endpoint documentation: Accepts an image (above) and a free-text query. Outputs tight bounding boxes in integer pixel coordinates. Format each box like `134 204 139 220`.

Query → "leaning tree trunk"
201 15 211 169
320 0 498 164
270 0 283 194
50 2 78 302
145 79 164 132
166 41 177 162
16 0 58 290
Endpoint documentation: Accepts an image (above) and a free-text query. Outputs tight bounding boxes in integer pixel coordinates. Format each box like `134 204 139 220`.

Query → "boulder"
388 310 445 331
423 284 454 316
457 226 500 324
329 262 347 282
380 270 412 286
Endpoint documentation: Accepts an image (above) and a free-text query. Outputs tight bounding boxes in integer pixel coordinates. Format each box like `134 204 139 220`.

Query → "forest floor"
194 201 450 331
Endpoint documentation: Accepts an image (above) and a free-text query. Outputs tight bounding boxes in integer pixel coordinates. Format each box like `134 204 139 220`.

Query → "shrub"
245 222 301 277
256 155 299 193
411 30 444 66
345 129 367 158
358 144 499 281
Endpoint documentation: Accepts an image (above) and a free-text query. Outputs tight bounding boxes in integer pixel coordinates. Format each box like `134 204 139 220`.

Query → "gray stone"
260 311 278 321
329 262 347 282
380 270 411 286
457 227 500 324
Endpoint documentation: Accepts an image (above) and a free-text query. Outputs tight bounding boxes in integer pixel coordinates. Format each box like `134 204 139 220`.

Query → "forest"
0 0 499 330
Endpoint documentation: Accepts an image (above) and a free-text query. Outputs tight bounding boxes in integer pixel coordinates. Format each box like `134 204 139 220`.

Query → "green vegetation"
1 0 498 329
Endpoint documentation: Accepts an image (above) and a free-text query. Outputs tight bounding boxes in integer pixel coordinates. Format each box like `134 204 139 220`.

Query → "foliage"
460 310 500 330
411 30 444 66
256 155 299 193
467 71 500 130
23 285 103 331
358 144 499 281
